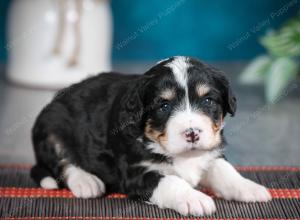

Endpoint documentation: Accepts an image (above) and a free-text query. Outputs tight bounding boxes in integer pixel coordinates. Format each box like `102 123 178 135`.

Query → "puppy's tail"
30 165 59 189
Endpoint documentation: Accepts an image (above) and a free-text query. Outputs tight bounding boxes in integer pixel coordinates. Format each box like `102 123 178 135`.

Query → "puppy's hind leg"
32 107 105 198
32 134 106 198
31 132 65 190
63 164 106 198
31 165 58 189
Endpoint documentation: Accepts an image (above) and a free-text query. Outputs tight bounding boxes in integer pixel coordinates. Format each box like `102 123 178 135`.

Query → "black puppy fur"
31 56 236 200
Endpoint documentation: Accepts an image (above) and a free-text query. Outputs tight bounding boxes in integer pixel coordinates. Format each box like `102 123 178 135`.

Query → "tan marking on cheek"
208 124 222 149
145 121 168 147
196 84 210 97
201 115 222 149
160 88 175 100
212 121 222 133
212 124 219 133
212 114 224 133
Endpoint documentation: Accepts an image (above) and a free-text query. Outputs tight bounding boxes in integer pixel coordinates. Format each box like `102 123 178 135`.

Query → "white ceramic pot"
7 0 112 89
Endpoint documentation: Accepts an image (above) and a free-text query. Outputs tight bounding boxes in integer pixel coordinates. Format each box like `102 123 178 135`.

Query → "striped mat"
0 165 300 220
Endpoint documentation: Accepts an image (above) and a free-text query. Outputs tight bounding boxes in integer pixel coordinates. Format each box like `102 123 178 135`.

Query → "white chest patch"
172 150 221 187
139 149 221 187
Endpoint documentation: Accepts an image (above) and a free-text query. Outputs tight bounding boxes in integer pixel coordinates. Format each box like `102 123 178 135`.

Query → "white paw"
236 179 271 202
65 165 105 198
150 176 216 216
221 179 272 202
175 189 216 216
40 176 58 189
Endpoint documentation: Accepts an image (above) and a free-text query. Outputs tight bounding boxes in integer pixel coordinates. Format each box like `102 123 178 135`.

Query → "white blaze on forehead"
165 56 190 88
165 56 191 111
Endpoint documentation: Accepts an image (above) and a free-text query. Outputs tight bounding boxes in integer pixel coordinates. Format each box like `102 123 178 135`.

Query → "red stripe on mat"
0 187 125 198
0 187 299 199
1 164 300 171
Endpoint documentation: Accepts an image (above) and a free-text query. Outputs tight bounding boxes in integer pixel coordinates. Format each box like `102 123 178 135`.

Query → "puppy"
31 56 271 216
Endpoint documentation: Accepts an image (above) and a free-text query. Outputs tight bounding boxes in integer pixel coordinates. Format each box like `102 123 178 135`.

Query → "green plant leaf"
265 58 298 104
239 55 271 84
260 14 300 57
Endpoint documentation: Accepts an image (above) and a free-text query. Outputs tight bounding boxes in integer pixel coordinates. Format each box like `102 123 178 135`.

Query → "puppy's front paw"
150 176 216 216
236 179 271 202
65 166 105 198
153 188 216 216
221 179 271 202
175 189 216 216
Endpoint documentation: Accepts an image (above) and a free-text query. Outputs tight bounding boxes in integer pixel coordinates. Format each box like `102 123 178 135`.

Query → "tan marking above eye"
160 88 176 100
196 84 210 97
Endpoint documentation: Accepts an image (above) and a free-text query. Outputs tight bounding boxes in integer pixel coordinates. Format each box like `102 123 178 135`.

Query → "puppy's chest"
172 157 210 187
144 150 220 187
172 151 220 186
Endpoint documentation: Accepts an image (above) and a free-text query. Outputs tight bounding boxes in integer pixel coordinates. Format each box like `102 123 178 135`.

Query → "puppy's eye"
202 98 213 106
159 103 171 112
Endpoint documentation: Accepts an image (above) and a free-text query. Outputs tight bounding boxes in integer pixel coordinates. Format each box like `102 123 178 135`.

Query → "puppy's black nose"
184 128 201 143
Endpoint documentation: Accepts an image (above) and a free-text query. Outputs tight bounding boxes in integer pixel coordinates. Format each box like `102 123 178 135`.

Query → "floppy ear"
226 85 237 117
117 75 153 137
214 73 237 117
122 75 152 113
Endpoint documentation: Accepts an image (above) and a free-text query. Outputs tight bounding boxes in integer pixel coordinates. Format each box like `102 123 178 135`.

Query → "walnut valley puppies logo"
270 0 298 18
227 0 298 51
